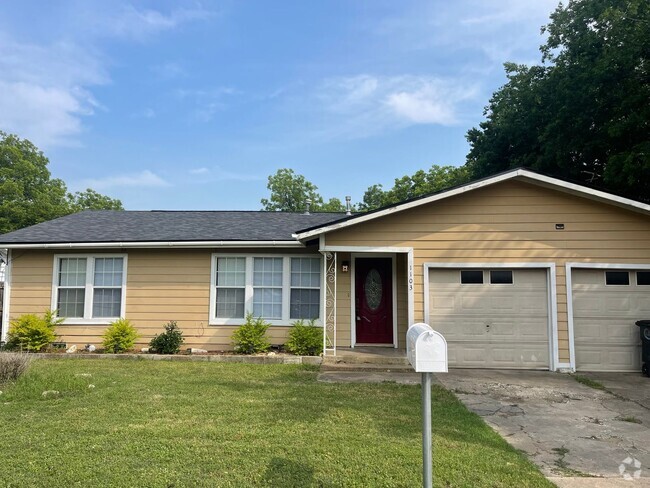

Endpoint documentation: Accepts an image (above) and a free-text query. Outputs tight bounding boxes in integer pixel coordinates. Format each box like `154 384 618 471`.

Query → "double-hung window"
210 255 322 325
53 255 127 322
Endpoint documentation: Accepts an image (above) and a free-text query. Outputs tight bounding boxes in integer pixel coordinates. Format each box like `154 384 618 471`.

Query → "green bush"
0 352 32 383
149 321 184 354
285 320 323 356
231 314 271 354
5 311 62 352
102 318 139 353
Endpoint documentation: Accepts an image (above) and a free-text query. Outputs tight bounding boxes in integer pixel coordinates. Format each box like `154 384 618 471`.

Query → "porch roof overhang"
293 168 650 241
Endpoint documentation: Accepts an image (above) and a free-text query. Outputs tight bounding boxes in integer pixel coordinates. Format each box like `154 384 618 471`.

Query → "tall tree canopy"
0 132 123 234
358 165 470 211
261 168 347 212
466 0 650 202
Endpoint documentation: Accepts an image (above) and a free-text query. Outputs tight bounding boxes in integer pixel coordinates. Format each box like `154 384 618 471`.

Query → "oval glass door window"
365 269 383 310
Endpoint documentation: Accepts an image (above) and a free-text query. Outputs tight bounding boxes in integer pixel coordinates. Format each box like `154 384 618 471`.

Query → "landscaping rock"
188 348 208 354
66 345 77 354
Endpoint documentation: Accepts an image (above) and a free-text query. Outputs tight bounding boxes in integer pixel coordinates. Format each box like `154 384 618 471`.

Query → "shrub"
0 352 31 383
285 320 323 356
102 318 139 353
5 311 62 352
149 321 184 354
232 314 271 354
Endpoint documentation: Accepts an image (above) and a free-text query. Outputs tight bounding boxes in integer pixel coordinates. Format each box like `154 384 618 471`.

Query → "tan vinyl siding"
325 180 650 364
9 248 322 351
334 252 351 348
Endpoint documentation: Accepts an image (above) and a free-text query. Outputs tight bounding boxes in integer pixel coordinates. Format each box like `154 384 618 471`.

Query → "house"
1 168 649 372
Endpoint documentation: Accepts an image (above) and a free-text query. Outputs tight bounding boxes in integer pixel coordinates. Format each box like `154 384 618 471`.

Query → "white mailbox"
407 323 448 373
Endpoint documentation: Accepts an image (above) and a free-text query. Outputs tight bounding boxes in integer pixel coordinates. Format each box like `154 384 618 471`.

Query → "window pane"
605 271 629 285
58 258 87 286
637 271 650 286
92 288 122 317
253 258 282 287
216 257 245 287
461 270 483 284
94 258 123 286
490 270 513 284
290 289 320 319
57 288 85 317
253 287 282 319
216 288 245 318
291 258 321 288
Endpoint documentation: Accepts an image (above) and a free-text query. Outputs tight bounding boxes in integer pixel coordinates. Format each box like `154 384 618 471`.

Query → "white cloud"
151 62 187 80
82 170 170 189
0 4 212 147
188 166 263 182
0 38 106 147
176 87 238 122
372 0 559 65
92 5 213 41
132 107 156 119
312 75 479 138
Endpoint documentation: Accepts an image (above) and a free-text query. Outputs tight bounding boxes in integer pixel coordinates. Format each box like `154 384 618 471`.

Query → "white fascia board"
294 168 650 240
516 170 650 215
0 240 304 250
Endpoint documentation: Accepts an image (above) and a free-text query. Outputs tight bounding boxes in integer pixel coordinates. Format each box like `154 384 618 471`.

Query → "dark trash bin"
636 320 650 377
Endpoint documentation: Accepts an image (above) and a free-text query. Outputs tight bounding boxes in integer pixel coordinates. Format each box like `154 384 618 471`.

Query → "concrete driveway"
435 370 650 486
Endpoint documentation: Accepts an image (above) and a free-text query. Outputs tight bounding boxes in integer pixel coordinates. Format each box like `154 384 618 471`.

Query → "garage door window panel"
490 270 513 285
605 271 629 286
460 270 483 284
637 271 650 286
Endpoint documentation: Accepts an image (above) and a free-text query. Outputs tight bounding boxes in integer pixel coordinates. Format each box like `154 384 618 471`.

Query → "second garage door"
428 268 550 369
572 269 649 372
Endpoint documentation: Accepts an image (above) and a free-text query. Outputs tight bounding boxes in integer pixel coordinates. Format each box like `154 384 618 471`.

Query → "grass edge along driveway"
0 359 552 487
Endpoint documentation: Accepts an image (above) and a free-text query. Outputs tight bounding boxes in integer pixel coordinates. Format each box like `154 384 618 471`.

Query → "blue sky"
0 0 559 210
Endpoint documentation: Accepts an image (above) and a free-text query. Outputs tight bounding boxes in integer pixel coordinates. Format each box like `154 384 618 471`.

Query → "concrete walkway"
435 370 650 485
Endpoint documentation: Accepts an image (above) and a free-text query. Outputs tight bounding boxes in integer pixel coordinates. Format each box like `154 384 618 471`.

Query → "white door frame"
319 246 415 348
423 262 560 371
566 262 650 372
350 253 398 348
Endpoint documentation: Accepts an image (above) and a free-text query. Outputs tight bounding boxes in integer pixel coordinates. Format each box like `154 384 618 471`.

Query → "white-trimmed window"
210 255 321 325
52 255 127 323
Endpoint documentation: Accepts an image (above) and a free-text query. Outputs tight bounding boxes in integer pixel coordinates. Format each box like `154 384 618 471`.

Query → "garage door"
572 269 650 372
428 268 549 369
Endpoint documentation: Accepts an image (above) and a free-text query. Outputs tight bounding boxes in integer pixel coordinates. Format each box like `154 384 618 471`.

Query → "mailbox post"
407 323 448 488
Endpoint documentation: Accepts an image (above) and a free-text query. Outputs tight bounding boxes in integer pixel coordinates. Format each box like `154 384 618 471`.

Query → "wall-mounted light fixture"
341 260 350 273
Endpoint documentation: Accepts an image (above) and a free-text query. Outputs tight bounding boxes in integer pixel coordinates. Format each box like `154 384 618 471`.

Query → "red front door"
355 257 393 344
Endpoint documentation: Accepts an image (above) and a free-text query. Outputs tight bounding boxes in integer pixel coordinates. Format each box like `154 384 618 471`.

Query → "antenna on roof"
304 199 311 215
345 196 352 216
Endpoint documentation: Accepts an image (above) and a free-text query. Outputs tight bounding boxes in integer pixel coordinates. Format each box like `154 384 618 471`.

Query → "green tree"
261 168 351 212
466 0 650 202
67 189 123 213
358 164 470 211
261 168 323 212
0 132 123 234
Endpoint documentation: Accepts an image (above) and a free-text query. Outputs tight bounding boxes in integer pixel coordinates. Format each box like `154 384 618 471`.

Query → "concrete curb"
29 353 323 366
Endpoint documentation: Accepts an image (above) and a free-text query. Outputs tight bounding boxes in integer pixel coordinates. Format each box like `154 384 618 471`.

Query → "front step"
323 355 410 367
321 362 414 373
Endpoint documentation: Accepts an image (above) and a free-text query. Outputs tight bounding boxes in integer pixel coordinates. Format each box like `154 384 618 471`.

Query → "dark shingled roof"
0 210 348 244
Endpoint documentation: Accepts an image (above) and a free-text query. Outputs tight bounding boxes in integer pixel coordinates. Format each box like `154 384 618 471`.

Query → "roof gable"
294 169 650 240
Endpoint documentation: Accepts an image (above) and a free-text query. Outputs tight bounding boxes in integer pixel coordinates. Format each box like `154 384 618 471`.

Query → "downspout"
1 249 11 344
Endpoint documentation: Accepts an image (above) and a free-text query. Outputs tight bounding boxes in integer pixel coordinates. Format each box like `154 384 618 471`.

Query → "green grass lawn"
0 360 552 487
